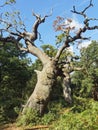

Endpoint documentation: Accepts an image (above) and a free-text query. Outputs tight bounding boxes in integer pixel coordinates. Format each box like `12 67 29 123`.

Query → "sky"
1 0 98 60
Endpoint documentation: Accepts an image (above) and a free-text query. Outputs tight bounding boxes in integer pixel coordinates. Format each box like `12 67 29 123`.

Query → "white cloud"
64 18 83 31
78 41 91 49
70 19 83 30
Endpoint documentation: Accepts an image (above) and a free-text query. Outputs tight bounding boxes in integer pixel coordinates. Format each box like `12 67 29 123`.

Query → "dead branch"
55 41 70 59
71 0 93 18
0 7 52 47
0 8 52 64
29 9 53 42
55 0 98 60
15 9 53 45
0 18 12 29
17 12 27 31
43 8 53 18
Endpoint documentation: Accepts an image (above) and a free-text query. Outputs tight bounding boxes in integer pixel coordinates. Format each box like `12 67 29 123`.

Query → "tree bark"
22 60 57 115
62 65 72 104
62 75 72 104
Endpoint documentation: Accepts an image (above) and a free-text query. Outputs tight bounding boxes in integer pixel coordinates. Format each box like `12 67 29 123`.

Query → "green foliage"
17 109 56 126
17 101 63 126
41 112 56 125
55 33 66 45
17 108 40 126
52 99 98 130
81 78 93 97
41 44 57 57
0 42 33 122
72 41 98 98
72 97 91 113
5 0 16 4
17 98 98 129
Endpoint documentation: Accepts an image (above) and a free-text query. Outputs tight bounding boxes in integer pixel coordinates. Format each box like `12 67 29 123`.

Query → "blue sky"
13 0 98 41
2 0 98 60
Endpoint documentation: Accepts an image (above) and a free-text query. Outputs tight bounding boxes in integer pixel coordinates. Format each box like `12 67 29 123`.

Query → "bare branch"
82 0 93 14
71 6 86 18
32 11 41 19
32 10 52 31
43 8 53 19
0 18 12 28
81 37 91 40
17 12 27 31
55 0 98 61
55 41 70 59
21 10 53 43
0 28 22 39
88 26 98 30
38 32 44 43
71 0 93 18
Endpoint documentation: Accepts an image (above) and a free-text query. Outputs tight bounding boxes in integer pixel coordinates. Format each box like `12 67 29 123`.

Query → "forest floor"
0 123 50 130
0 123 22 130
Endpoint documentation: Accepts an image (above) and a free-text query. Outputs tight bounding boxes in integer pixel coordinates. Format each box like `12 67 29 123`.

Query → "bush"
52 98 98 130
16 101 63 127
17 108 40 126
41 112 56 125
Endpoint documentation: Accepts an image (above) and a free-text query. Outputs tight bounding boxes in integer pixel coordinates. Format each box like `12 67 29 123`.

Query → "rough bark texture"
62 65 72 104
62 76 72 104
23 60 57 115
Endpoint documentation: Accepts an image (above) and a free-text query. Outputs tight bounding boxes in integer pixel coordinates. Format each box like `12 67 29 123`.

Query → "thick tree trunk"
23 60 57 115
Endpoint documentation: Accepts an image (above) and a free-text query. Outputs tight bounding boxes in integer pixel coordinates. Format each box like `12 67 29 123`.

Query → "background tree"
72 41 98 99
0 41 33 122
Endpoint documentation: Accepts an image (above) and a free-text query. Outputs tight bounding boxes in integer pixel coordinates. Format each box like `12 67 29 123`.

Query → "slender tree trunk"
62 75 72 104
62 65 72 104
23 60 57 115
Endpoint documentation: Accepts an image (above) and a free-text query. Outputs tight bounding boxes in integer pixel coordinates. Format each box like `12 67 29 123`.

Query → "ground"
0 123 22 130
0 123 50 130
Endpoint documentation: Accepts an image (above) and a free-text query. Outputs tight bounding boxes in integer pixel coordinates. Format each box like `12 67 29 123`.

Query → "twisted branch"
71 0 93 18
55 0 98 60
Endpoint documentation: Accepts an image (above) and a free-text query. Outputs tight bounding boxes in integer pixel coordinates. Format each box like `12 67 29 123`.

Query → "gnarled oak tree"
0 0 98 115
